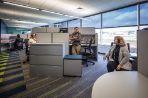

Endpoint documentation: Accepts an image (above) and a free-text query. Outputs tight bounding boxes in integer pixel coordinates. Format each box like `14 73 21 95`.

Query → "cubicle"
68 27 98 60
30 27 98 77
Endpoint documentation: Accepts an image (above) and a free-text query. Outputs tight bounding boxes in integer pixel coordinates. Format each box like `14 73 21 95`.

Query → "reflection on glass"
140 3 148 25
68 19 80 27
82 15 101 28
101 27 137 53
103 6 137 27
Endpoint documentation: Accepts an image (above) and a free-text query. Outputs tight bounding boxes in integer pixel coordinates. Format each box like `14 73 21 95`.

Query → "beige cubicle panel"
68 27 95 35
53 33 69 43
46 27 59 33
36 33 51 43
137 30 148 78
32 27 47 33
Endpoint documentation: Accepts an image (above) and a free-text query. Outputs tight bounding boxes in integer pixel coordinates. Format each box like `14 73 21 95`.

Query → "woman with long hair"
103 36 132 72
29 33 37 45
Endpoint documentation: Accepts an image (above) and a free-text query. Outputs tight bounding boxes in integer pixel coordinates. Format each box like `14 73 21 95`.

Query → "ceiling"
0 0 146 28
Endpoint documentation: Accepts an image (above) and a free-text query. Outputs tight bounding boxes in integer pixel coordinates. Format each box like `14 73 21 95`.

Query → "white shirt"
29 38 37 47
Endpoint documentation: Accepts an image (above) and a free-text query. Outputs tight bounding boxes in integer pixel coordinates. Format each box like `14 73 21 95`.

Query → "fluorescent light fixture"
3 1 39 10
3 1 87 21
42 9 81 19
41 10 63 15
2 18 48 25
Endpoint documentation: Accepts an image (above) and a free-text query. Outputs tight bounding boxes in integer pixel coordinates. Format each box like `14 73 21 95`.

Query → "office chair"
111 42 130 52
82 38 95 67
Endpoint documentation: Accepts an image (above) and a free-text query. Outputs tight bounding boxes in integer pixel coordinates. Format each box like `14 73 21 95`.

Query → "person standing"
70 27 81 55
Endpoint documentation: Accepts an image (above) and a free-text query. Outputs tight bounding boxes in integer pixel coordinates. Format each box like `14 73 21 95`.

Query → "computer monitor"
59 28 68 33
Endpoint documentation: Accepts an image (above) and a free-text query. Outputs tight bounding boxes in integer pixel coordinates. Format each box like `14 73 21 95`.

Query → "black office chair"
82 38 95 67
111 42 130 52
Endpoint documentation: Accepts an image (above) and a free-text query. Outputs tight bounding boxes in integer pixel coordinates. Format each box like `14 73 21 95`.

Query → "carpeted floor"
9 54 107 98
0 51 26 98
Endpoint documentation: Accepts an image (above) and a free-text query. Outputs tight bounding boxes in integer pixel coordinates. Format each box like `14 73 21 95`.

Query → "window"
102 6 137 27
60 22 68 28
54 22 68 28
140 25 148 30
54 23 60 27
82 15 101 28
101 26 137 53
68 19 80 27
140 3 148 25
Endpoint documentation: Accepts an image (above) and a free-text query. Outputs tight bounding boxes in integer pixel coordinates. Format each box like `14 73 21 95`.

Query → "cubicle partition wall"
32 27 47 33
137 30 148 78
36 33 52 43
30 43 68 77
30 27 69 77
30 27 98 77
32 27 98 60
33 27 69 43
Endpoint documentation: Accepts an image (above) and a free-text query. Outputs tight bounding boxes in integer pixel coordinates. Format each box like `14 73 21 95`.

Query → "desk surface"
69 44 97 46
92 71 148 98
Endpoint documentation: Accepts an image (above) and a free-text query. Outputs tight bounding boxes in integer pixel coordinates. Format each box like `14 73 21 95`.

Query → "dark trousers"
107 61 118 72
107 61 129 72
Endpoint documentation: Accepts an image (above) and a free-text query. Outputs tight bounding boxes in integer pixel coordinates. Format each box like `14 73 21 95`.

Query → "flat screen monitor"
59 28 68 33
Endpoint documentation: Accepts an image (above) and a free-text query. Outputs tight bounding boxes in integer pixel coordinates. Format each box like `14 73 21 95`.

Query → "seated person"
69 27 81 55
14 34 23 50
29 33 37 45
103 36 132 72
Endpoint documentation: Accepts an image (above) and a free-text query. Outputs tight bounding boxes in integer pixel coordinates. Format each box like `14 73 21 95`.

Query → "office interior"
0 0 148 98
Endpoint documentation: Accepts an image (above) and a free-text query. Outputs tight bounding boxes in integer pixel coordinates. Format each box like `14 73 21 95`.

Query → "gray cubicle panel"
36 33 52 43
30 43 66 77
46 27 59 33
30 44 63 55
137 30 148 78
32 27 47 33
30 55 63 65
68 27 95 35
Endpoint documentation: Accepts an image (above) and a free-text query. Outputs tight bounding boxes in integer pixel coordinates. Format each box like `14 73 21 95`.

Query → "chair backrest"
88 38 93 48
110 42 130 52
127 43 130 53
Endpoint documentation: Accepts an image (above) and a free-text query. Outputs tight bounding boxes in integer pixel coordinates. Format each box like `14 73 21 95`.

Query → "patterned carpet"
0 51 26 98
1 52 107 98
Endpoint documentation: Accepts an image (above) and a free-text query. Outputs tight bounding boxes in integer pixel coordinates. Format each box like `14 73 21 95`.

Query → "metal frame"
67 19 81 27
54 1 148 29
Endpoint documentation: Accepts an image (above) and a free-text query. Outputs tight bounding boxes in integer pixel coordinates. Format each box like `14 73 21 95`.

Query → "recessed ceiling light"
77 7 83 10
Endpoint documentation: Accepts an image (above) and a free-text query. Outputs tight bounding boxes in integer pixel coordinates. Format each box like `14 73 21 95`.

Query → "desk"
92 71 148 98
69 44 98 61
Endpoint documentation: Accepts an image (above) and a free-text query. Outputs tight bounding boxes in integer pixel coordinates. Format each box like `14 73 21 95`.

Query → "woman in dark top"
103 36 132 72
14 34 23 50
